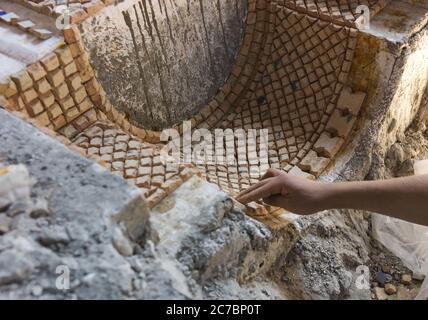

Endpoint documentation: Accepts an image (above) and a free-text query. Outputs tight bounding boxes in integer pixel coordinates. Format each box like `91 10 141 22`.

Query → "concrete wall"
79 0 247 130
328 1 428 182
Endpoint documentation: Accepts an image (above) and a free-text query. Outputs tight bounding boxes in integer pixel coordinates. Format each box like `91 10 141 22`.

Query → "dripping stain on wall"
80 0 247 130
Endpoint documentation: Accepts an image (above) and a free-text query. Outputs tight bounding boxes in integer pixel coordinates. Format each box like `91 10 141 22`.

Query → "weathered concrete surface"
150 177 299 299
200 8 428 299
0 108 151 299
325 0 428 183
0 109 301 300
274 6 428 299
0 105 422 299
274 209 373 299
366 0 428 43
80 0 247 130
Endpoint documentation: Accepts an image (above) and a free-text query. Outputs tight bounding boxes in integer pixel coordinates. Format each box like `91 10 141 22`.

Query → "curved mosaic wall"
1 0 389 226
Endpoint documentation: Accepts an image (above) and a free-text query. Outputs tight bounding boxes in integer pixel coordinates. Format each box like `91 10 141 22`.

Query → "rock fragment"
0 251 34 286
0 216 12 234
401 274 412 286
374 287 388 300
112 226 134 256
384 283 397 295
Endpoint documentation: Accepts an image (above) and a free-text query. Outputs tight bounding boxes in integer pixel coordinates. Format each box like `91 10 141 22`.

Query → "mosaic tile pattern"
73 121 199 208
72 120 294 221
184 1 366 205
72 0 369 219
1 0 376 226
2 22 161 143
281 0 390 26
0 9 53 39
9 0 108 23
3 42 100 135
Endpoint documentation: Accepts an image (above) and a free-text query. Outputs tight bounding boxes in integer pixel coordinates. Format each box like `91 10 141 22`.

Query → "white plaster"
364 0 428 43
0 24 63 65
0 52 25 83
150 176 223 256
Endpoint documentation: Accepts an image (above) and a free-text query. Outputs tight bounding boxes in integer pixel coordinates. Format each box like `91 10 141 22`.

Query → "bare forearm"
318 175 428 226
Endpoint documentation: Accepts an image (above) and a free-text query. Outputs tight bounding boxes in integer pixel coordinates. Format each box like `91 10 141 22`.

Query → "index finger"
236 177 274 199
237 178 282 204
260 168 282 181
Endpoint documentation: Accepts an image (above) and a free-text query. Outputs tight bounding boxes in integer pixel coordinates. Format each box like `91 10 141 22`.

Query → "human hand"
236 168 325 215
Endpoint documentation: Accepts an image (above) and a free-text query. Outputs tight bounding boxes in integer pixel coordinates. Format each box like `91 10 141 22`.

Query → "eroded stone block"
298 150 330 176
314 132 344 158
289 165 315 180
27 63 47 82
11 71 33 92
326 109 356 138
337 86 366 116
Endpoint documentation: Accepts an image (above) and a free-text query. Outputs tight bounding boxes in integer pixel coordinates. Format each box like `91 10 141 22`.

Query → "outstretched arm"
236 168 428 226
